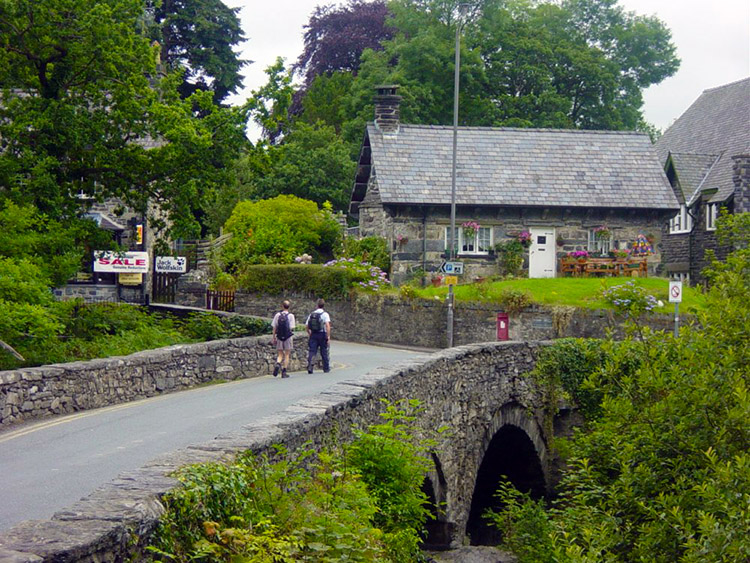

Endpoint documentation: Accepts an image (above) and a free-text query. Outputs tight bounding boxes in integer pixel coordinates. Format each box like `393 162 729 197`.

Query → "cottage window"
669 205 692 234
706 203 718 231
588 230 612 255
445 226 492 256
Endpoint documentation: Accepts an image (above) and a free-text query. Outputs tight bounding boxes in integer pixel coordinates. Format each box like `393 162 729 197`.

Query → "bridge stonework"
0 340 564 561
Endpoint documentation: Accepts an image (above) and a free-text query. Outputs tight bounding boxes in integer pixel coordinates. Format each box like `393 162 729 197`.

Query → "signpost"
442 261 464 275
155 256 187 274
669 280 683 337
93 251 149 273
444 275 458 286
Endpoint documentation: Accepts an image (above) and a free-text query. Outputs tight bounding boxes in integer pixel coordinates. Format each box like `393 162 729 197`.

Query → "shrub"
221 195 341 271
339 236 391 274
323 258 390 292
237 264 357 298
495 239 525 277
497 288 533 313
602 280 659 317
178 313 227 341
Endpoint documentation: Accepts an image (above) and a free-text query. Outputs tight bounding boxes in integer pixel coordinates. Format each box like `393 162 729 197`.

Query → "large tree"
147 0 247 103
0 0 248 239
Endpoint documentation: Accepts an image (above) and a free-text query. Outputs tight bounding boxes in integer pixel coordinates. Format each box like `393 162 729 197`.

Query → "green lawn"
410 277 706 314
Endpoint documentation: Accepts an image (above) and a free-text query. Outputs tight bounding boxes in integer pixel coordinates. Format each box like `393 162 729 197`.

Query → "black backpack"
308 311 323 332
276 311 292 341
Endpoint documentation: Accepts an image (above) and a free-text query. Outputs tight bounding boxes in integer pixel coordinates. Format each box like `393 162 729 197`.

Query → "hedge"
236 264 356 298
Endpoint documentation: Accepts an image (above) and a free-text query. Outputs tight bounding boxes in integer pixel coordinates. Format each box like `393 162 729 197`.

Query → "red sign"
93 251 149 273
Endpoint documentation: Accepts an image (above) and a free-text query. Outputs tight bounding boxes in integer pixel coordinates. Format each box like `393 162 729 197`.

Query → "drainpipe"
422 208 427 287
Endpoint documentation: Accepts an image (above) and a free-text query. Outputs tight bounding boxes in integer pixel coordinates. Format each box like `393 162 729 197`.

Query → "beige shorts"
276 337 293 351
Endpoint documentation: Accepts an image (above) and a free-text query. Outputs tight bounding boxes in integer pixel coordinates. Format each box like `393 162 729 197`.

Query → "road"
0 341 426 532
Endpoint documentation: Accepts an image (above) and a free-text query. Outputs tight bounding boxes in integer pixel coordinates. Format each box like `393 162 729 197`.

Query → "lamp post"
447 3 470 349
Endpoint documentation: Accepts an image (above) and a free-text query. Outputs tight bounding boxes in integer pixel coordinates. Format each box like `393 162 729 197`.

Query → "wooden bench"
560 259 581 276
585 258 618 277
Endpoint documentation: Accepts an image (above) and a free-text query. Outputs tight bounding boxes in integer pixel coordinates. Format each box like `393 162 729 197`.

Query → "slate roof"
655 77 750 204
360 123 676 210
668 153 719 203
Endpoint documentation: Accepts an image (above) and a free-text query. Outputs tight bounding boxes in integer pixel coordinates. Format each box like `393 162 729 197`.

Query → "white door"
529 227 556 278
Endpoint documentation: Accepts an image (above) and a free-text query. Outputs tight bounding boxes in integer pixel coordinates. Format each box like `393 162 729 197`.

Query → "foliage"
147 401 438 562
147 0 246 102
293 0 392 96
347 399 440 561
496 288 533 314
338 236 391 274
495 239 525 277
250 122 357 211
602 280 660 317
221 195 341 270
530 338 609 421
209 272 237 292
0 258 54 306
246 57 295 142
178 313 227 341
178 312 270 341
0 0 248 239
488 224 750 561
0 301 190 370
324 258 390 292
236 264 354 299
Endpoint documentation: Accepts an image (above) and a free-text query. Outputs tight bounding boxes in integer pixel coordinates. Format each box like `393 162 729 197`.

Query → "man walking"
305 298 331 373
271 300 295 378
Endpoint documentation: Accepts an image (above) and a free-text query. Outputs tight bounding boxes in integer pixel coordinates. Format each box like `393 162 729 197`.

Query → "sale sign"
93 251 149 273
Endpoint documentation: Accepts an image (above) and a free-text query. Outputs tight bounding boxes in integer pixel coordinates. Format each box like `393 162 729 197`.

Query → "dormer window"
669 205 692 234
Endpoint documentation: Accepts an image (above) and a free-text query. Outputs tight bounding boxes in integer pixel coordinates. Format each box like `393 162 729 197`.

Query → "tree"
252 122 357 212
0 0 249 239
292 0 392 111
147 0 247 103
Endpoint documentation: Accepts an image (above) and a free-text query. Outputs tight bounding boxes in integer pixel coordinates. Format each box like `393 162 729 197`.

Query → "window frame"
588 229 612 255
706 203 718 231
669 204 693 234
445 226 493 256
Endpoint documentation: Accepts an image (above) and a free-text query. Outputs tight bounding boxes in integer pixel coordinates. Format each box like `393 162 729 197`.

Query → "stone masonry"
0 341 553 561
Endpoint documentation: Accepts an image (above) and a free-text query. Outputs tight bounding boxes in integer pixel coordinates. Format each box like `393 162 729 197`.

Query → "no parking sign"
669 280 683 303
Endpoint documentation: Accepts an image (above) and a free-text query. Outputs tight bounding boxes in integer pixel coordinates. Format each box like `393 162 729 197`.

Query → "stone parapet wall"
0 342 544 562
197 290 675 349
0 334 308 429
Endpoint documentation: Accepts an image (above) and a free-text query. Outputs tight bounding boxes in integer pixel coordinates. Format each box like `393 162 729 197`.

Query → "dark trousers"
307 332 330 372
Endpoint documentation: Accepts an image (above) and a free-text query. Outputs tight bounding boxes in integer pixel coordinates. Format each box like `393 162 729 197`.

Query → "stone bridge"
0 339 570 562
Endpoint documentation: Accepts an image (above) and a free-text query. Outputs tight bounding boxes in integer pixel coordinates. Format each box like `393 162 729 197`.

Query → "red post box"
497 312 509 341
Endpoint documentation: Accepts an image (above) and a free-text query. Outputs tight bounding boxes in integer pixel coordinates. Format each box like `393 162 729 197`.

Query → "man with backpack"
305 298 331 374
271 300 295 378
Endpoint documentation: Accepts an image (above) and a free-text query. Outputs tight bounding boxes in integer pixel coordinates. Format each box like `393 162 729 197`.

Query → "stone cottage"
349 86 679 284
655 77 750 284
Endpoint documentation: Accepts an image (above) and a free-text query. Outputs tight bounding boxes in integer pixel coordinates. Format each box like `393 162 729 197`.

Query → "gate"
152 272 180 303
206 289 235 312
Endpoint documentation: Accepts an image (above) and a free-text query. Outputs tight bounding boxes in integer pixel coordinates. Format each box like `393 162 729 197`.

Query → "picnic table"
560 257 648 277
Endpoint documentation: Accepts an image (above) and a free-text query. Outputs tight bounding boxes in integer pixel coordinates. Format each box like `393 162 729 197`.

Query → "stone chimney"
373 85 402 133
732 154 750 213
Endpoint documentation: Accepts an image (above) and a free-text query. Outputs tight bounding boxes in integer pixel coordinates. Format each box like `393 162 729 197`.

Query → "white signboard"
93 251 149 273
155 256 187 273
442 261 464 275
669 280 683 303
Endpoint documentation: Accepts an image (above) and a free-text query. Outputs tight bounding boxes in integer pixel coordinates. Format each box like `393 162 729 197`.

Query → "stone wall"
175 286 676 349
0 341 548 562
53 284 118 303
360 202 668 285
0 334 308 429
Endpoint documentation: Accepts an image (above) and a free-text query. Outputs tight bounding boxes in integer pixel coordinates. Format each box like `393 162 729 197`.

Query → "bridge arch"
465 403 550 545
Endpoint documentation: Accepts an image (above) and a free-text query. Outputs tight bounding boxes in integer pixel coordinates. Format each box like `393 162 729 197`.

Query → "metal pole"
447 6 465 349
674 302 679 338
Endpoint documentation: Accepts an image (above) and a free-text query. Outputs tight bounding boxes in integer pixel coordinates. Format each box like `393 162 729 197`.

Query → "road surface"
0 341 426 531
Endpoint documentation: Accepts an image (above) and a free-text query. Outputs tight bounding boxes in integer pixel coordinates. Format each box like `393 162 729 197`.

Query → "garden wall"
0 334 308 429
176 281 676 349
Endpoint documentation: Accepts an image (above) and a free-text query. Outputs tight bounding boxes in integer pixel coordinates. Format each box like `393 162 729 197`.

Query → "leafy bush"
221 195 341 271
497 288 533 313
237 264 355 298
0 257 53 305
323 258 390 292
147 401 439 562
495 239 525 277
602 280 660 317
177 313 271 341
339 236 391 274
221 315 270 338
